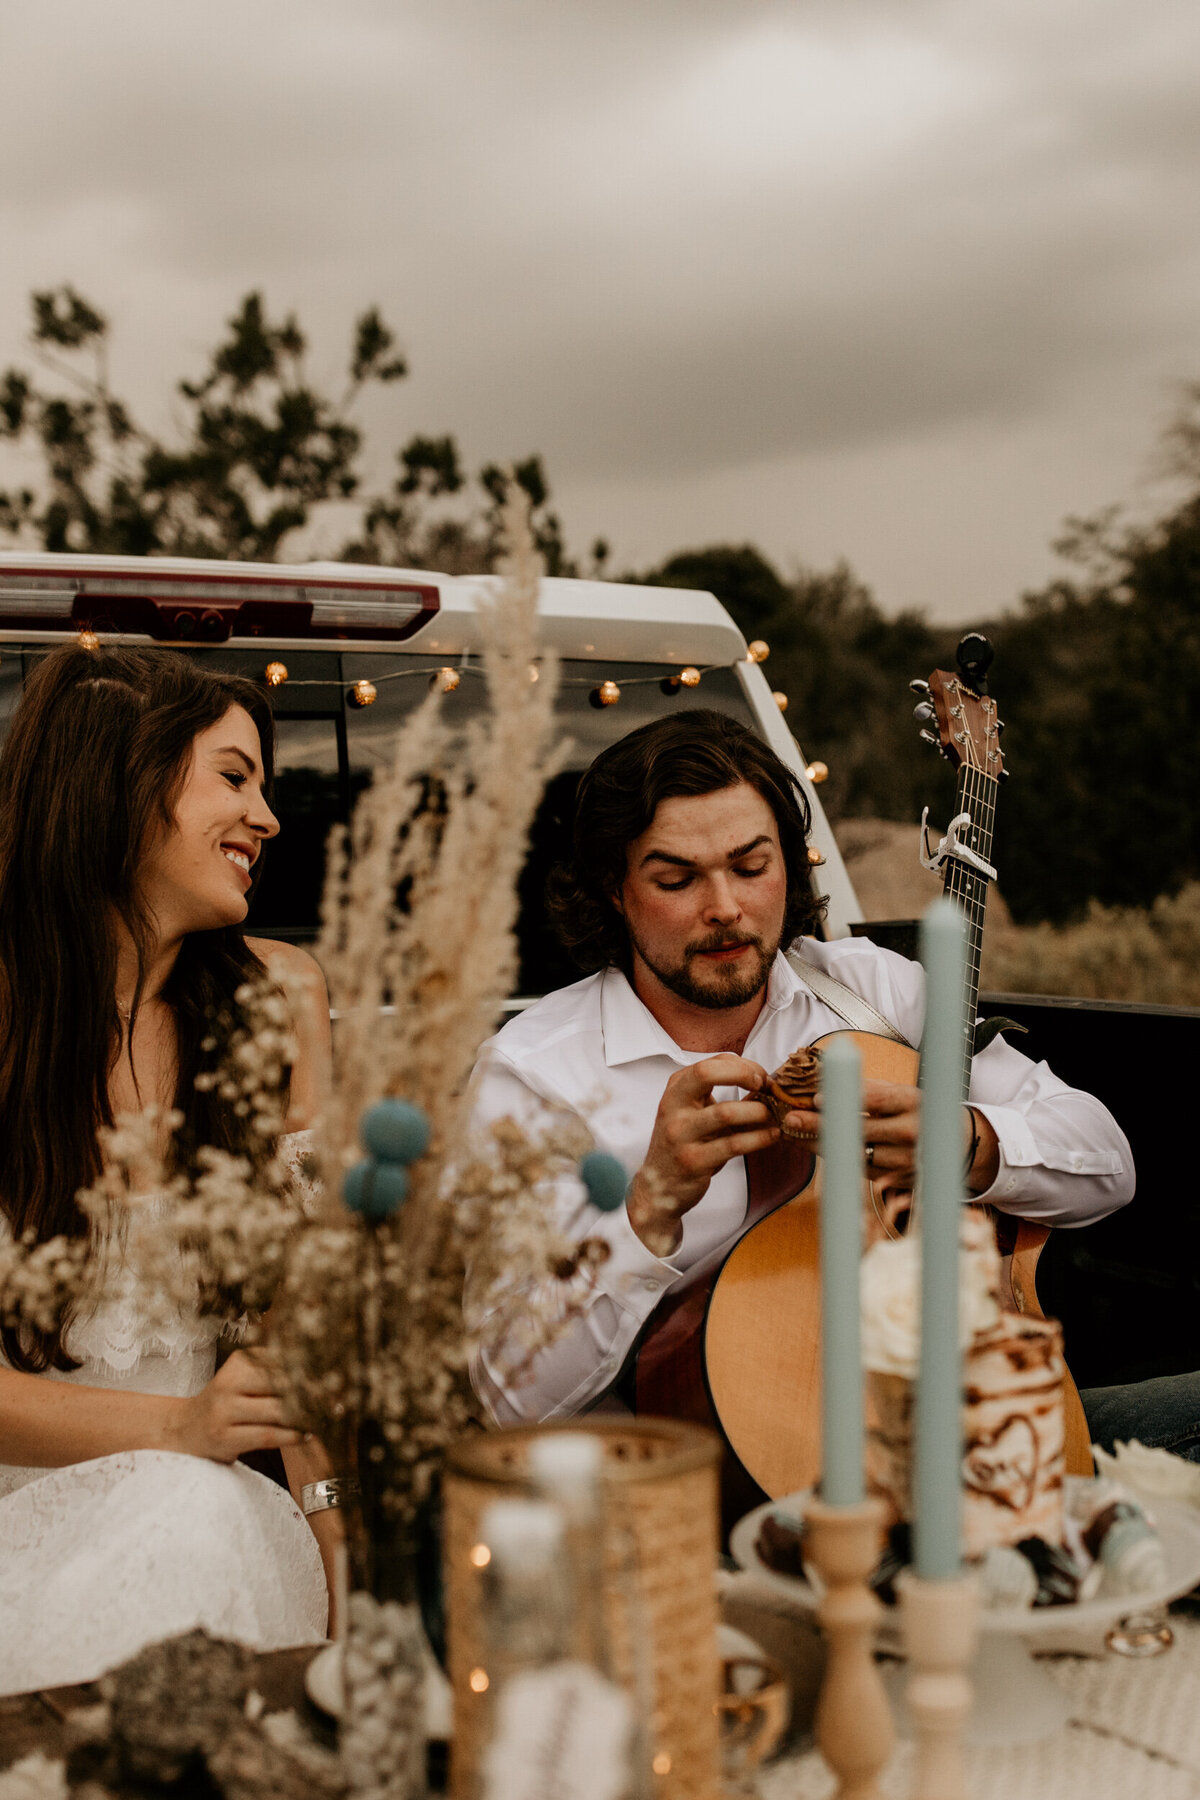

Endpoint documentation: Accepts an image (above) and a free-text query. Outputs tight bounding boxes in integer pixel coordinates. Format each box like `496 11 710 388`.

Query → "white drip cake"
862 1209 1066 1558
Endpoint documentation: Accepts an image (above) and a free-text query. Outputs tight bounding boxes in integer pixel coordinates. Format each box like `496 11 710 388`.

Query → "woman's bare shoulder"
245 938 329 997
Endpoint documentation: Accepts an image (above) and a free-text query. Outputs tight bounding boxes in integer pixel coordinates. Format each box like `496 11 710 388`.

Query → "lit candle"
914 900 968 1578
820 1033 864 1506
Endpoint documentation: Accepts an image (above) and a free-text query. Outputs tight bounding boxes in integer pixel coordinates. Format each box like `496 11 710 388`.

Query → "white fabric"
756 1611 1200 1799
0 1132 327 1696
468 938 1134 1426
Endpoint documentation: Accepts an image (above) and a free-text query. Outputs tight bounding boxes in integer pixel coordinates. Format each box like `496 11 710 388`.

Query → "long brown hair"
0 644 277 1371
547 709 826 973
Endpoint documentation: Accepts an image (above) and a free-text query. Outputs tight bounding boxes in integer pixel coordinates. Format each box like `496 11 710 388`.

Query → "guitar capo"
919 807 997 882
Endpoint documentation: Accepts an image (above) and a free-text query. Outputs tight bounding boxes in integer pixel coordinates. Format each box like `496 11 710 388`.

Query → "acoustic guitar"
630 633 1092 1509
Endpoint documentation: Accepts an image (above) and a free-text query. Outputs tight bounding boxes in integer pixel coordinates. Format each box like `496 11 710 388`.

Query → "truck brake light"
0 567 438 643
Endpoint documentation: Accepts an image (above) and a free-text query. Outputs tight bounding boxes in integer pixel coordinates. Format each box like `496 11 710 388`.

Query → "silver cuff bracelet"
301 1477 358 1516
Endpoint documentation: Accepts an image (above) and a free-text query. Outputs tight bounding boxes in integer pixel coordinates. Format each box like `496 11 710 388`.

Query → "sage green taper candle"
914 899 968 1579
819 1032 864 1506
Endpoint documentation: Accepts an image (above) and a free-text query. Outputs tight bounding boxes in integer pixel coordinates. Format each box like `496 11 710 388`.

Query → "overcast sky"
3 0 1199 620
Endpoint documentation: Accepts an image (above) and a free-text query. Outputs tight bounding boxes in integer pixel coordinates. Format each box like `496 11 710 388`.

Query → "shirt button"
639 1275 660 1293
1071 1154 1083 1170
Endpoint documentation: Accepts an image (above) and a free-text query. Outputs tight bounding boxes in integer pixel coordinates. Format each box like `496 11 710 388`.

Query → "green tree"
0 286 573 571
642 543 955 825
988 492 1200 923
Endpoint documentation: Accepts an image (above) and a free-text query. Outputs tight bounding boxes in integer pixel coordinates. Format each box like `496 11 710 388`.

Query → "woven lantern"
445 1419 721 1800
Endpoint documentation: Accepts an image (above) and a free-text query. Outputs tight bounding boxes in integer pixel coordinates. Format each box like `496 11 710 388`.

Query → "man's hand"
783 1083 1000 1196
626 1054 779 1255
164 1349 304 1464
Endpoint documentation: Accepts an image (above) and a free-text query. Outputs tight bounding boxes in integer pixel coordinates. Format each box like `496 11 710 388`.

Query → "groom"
468 709 1133 1425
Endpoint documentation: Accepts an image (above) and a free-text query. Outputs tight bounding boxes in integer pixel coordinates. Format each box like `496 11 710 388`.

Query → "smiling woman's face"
139 705 279 939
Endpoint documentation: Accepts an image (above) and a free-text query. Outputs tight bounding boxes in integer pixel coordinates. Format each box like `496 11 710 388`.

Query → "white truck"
2 550 1187 1397
0 552 863 999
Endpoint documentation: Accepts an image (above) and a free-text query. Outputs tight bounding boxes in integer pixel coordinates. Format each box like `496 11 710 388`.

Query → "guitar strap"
785 945 914 1047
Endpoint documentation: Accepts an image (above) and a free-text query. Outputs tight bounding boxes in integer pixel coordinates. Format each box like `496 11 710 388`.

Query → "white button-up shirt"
468 936 1133 1425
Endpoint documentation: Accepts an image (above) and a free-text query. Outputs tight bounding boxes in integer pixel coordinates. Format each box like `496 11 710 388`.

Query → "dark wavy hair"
546 709 826 973
0 644 277 1372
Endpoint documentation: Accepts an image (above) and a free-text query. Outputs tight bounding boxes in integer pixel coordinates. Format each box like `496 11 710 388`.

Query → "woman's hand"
164 1349 304 1464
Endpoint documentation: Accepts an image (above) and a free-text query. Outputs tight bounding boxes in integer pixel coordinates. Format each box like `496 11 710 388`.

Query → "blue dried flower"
360 1098 431 1166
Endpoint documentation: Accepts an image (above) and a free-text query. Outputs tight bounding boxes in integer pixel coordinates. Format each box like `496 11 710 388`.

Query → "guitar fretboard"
939 760 998 1102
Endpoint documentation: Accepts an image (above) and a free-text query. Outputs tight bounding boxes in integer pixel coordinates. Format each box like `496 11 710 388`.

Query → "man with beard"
468 710 1132 1424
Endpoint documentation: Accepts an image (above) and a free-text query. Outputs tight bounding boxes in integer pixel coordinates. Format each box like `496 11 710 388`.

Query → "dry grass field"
834 819 1200 1007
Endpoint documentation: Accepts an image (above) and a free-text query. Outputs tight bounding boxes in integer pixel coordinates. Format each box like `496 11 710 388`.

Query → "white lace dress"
0 1137 327 1696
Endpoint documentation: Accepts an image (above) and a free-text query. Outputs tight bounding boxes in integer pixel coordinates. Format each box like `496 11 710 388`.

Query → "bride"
0 643 336 1694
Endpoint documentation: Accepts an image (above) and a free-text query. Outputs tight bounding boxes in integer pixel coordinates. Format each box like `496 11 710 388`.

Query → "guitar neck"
939 762 998 1102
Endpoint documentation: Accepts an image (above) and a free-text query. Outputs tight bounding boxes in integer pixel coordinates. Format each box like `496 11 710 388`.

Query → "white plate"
729 1486 1200 1640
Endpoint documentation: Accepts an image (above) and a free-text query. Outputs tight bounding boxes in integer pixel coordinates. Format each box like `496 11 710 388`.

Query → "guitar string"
943 739 996 1105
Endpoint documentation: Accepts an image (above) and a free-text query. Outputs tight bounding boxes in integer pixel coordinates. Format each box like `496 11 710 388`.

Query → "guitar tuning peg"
909 678 931 697
918 728 940 747
996 718 1006 736
997 767 1010 784
913 701 936 727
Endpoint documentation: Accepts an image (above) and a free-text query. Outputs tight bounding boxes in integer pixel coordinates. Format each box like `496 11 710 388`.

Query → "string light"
243 659 738 706
469 1668 490 1694
77 629 99 652
747 640 770 664
805 761 829 785
349 679 377 708
469 1542 492 1569
807 846 826 866
773 691 789 712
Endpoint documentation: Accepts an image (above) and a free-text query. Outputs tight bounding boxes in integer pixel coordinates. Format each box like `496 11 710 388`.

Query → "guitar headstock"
910 633 1005 782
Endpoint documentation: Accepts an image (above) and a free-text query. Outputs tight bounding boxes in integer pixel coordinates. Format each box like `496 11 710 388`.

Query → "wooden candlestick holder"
898 1568 978 1800
803 1495 895 1800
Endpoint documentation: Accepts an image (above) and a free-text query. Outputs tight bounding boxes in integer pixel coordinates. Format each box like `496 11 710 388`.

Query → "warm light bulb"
747 640 770 664
652 1754 672 1776
349 679 377 708
528 663 540 683
77 629 100 652
597 680 621 706
469 1542 491 1569
264 661 289 687
469 1668 490 1694
805 760 829 785
807 846 826 866
679 666 701 687
772 690 789 712
435 666 461 693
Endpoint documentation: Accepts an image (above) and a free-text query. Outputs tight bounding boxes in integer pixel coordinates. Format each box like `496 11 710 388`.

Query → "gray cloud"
2 0 1199 614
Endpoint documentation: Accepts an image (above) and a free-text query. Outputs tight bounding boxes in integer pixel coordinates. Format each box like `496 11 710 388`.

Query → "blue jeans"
1081 1371 1200 1463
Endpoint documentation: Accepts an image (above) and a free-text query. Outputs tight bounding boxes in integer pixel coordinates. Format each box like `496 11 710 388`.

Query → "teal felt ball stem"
343 1158 409 1221
360 1098 430 1165
579 1151 628 1213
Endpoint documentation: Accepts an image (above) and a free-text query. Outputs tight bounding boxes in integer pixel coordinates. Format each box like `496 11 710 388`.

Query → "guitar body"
635 1024 1094 1498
